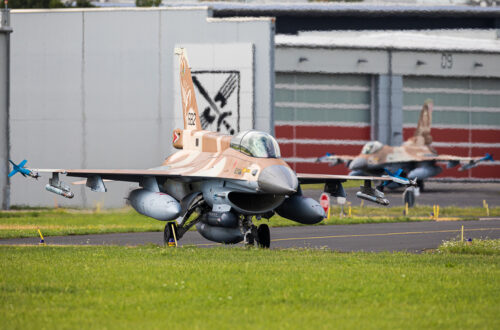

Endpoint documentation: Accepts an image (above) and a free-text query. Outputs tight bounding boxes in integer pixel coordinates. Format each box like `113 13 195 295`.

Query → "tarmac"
1 182 498 252
304 181 500 208
1 220 499 253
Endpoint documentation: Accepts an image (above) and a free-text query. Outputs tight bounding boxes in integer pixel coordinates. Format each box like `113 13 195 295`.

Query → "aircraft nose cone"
258 165 298 195
349 157 367 171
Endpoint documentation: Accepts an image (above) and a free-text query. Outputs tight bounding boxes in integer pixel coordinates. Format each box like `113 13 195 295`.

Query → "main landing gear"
244 223 271 248
163 194 207 246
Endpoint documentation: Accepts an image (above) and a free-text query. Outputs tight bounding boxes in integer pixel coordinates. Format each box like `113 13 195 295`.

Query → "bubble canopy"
230 130 281 158
361 141 383 155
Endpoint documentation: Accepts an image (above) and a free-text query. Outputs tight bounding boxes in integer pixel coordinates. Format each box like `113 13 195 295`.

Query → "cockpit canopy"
230 130 281 158
361 141 383 155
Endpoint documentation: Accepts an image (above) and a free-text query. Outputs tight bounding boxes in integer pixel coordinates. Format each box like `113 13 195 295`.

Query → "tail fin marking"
176 48 202 131
405 100 433 147
413 100 433 145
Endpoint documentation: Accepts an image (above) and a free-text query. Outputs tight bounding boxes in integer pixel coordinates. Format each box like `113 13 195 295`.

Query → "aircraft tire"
257 224 271 248
417 179 425 192
403 188 416 208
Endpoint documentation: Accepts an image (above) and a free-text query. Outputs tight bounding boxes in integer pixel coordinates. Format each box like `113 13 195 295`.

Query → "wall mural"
192 71 240 135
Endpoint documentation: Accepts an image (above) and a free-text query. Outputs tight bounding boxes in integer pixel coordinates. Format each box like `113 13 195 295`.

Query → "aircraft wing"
297 173 414 206
31 169 184 183
421 153 493 171
26 168 230 199
297 173 407 184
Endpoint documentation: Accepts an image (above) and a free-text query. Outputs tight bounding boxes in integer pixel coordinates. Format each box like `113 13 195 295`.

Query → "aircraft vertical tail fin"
175 48 202 131
406 100 433 146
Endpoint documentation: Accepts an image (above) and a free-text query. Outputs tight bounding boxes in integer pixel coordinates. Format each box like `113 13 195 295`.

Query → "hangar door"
403 76 500 180
274 72 372 174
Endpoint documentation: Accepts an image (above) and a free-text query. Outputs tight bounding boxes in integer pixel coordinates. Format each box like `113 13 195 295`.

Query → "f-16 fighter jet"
317 100 493 191
11 48 412 247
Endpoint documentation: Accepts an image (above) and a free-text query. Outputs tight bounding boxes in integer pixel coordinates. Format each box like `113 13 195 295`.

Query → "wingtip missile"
316 152 340 166
382 168 414 186
459 153 494 171
482 153 494 162
8 159 39 179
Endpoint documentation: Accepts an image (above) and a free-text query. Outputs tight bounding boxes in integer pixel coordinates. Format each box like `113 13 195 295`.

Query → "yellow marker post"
360 200 364 208
483 200 490 216
95 202 102 214
348 205 352 218
171 223 178 248
436 205 440 220
37 228 46 245
461 225 464 242
405 202 409 216
327 205 331 220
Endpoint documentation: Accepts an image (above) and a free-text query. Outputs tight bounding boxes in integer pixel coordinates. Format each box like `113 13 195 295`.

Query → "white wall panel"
173 43 254 135
9 8 273 208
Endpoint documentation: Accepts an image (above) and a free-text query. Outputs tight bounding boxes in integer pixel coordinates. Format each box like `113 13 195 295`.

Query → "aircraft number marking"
187 111 197 126
441 53 453 69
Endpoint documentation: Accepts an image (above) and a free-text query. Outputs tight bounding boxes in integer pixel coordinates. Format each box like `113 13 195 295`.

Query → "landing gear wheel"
417 179 424 192
163 222 178 247
403 187 416 208
244 232 254 246
257 224 270 248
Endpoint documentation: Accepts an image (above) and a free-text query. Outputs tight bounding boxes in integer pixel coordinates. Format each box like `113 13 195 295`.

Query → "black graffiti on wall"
192 71 240 135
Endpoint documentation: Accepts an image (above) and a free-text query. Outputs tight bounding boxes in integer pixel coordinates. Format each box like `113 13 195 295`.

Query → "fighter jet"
317 100 493 191
11 48 412 247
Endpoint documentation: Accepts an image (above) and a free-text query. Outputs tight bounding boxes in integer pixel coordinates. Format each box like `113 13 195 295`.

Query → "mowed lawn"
0 209 164 239
1 246 499 329
1 205 498 239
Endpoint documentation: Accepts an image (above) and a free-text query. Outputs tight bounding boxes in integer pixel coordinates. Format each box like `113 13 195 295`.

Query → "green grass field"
1 245 498 329
1 204 498 239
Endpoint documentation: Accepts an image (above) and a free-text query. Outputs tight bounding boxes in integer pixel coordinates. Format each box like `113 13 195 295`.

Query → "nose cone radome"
258 165 298 195
349 157 368 171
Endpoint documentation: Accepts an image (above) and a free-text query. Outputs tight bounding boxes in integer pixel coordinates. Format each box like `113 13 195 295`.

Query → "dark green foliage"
74 0 93 7
8 0 93 8
136 0 161 7
9 0 64 8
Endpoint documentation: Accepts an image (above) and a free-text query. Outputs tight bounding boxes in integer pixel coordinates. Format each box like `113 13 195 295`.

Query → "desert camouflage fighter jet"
317 100 493 191
11 48 413 247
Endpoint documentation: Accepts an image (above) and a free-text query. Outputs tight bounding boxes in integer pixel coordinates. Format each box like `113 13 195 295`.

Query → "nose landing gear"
244 223 271 248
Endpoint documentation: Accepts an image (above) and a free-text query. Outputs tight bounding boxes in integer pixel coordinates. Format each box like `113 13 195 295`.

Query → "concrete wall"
9 8 274 208
0 18 11 209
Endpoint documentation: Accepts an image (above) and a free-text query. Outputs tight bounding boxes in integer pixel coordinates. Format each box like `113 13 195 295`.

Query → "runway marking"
270 227 500 243
193 227 500 246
